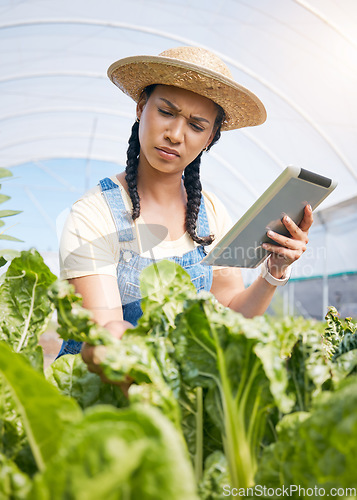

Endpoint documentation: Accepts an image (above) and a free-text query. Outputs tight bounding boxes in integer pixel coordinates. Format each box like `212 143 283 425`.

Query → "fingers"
299 204 314 233
81 342 133 391
81 343 106 374
263 209 312 266
104 320 134 339
80 320 135 391
262 242 304 264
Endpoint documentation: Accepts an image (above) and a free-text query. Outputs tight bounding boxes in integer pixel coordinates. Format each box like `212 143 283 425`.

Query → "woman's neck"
116 165 187 212
137 168 186 206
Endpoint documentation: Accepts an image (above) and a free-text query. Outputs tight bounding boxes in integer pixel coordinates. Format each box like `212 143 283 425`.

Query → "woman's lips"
156 147 180 160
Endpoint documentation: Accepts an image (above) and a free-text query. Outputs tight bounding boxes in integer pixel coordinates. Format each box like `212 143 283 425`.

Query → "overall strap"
196 194 211 239
99 177 134 242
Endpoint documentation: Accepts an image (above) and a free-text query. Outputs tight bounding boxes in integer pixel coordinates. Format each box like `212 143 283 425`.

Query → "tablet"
202 166 337 268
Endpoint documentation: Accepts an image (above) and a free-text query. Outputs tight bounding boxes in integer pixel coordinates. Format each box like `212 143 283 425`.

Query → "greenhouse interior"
2 0 356 321
1 1 357 498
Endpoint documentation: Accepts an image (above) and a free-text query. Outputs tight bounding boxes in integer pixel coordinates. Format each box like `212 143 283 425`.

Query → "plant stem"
194 386 203 484
16 272 38 352
211 325 253 492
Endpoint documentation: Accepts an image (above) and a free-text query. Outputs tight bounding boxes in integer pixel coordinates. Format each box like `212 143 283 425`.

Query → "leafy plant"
50 260 344 492
0 249 57 371
1 251 357 499
0 252 200 499
256 376 357 494
0 168 23 267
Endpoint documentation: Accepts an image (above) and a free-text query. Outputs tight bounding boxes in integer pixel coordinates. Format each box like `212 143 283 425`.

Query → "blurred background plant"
0 167 22 267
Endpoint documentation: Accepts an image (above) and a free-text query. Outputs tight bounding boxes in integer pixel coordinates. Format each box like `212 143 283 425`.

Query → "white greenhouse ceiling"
1 0 357 276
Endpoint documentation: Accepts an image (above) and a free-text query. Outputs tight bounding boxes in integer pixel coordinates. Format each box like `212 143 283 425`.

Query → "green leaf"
49 280 117 346
169 294 301 491
0 452 31 500
0 168 13 179
0 342 82 472
0 249 57 361
0 375 37 478
0 210 22 218
0 374 27 461
0 234 23 242
170 298 270 489
29 405 199 500
97 336 181 427
257 377 357 490
331 350 357 383
198 451 230 500
136 260 197 335
45 354 128 409
0 249 20 260
0 194 11 204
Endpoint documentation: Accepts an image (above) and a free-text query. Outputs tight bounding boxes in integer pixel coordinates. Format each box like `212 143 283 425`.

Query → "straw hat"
107 46 267 131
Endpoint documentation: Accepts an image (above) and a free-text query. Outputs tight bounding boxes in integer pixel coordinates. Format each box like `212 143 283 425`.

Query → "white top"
59 175 232 280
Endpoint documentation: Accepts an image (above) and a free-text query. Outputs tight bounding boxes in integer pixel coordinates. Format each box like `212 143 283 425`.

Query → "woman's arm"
68 274 124 326
210 267 279 318
69 274 132 388
210 204 313 317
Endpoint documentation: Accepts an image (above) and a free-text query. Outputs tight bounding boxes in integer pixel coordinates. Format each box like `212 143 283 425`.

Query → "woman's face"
136 84 218 174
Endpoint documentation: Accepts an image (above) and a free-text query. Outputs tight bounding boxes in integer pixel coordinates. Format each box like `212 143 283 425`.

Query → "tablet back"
202 166 337 268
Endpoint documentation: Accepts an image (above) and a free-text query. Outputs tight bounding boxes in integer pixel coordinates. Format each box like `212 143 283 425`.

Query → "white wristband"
260 257 291 286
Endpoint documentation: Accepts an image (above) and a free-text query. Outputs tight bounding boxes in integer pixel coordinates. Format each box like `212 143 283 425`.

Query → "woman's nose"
165 118 185 144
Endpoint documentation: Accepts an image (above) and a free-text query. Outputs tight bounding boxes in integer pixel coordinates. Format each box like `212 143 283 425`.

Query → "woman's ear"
204 127 216 150
136 93 147 121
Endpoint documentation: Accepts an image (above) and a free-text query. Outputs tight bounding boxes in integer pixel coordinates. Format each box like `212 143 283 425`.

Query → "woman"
57 46 312 365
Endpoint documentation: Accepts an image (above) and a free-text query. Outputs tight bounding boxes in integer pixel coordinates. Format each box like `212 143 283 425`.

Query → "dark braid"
125 85 157 220
183 153 211 245
184 107 225 246
125 121 141 220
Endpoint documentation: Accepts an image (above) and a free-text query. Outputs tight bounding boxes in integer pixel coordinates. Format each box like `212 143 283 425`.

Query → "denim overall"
56 177 213 358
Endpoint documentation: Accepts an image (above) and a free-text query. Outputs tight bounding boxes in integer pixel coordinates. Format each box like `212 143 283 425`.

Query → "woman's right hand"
81 319 134 395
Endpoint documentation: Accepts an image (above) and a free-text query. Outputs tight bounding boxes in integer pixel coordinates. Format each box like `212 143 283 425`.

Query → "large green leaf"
0 376 37 478
257 376 357 492
0 342 82 472
46 354 128 409
170 295 298 490
0 373 27 460
29 404 199 500
98 335 181 427
135 260 197 336
0 249 57 363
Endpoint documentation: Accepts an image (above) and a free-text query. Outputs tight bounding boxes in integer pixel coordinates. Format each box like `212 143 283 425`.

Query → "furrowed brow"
159 97 211 124
159 98 181 112
191 115 210 124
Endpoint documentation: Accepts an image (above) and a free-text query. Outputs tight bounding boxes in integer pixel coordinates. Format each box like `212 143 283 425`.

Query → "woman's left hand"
262 204 313 278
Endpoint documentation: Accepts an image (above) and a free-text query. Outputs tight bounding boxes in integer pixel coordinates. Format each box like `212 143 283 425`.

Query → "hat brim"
108 55 267 131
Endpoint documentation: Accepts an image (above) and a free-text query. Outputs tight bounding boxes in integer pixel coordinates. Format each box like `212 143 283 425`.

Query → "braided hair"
125 85 225 246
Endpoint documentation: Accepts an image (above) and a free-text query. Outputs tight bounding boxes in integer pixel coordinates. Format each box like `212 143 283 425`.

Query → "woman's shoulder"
72 175 126 211
201 188 233 236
